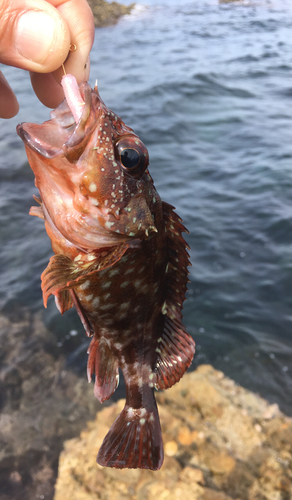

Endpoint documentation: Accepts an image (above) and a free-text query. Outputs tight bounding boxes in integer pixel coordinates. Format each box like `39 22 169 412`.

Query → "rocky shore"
0 311 102 500
1 310 292 500
54 365 292 500
87 0 135 28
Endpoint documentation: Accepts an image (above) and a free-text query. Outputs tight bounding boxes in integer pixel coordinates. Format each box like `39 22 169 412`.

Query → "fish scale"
17 77 195 470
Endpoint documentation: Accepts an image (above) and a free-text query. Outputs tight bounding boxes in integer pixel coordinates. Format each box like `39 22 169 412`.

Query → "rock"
87 0 135 28
54 365 292 500
0 311 103 500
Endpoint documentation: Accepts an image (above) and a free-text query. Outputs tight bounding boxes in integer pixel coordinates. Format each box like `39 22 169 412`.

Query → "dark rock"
0 311 103 500
87 0 135 28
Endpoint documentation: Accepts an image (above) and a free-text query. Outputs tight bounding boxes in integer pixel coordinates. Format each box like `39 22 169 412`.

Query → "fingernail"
15 11 56 64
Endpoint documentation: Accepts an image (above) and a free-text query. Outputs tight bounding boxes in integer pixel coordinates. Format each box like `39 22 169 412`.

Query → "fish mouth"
17 83 128 250
17 81 157 251
17 82 95 161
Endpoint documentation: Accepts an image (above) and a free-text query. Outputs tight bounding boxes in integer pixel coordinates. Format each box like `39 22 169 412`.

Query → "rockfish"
17 76 195 470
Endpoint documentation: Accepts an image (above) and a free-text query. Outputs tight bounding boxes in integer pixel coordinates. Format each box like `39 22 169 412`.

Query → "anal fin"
154 316 195 390
87 337 119 403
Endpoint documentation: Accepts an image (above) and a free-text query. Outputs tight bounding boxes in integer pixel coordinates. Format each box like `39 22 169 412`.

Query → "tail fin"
97 403 163 470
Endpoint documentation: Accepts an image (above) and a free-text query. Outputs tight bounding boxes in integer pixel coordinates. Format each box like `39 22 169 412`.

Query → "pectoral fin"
41 243 129 307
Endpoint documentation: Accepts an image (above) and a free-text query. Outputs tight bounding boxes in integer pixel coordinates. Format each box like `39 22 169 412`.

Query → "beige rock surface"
54 365 292 500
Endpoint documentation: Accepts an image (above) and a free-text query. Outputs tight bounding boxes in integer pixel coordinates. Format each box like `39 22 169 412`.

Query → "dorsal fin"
154 202 195 390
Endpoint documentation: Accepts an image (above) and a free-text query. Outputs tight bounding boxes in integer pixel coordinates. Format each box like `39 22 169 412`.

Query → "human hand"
0 0 95 119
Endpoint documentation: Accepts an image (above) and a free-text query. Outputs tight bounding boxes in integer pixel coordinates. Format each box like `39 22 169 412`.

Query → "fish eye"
115 136 149 178
120 148 140 169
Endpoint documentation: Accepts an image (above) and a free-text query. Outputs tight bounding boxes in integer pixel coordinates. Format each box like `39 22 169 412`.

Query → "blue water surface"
1 0 292 413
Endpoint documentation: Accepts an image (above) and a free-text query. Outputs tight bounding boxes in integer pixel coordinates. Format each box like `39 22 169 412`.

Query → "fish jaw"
17 81 158 251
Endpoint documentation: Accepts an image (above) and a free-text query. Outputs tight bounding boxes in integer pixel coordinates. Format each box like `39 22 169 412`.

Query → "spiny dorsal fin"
41 243 129 307
154 202 195 389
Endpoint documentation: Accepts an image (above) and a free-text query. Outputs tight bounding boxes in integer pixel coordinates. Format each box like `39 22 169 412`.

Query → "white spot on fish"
108 268 119 278
74 254 82 262
120 302 130 309
87 254 96 261
127 407 135 418
120 281 130 288
80 280 90 290
100 303 115 310
162 302 168 315
105 221 114 229
89 182 97 193
101 281 112 289
85 294 93 301
124 268 134 275
92 297 100 307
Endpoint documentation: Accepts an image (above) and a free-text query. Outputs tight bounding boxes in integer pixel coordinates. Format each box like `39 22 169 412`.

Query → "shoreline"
1 312 291 499
87 0 135 28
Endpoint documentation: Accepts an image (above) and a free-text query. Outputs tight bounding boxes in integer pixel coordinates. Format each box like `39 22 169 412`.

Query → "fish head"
17 82 159 252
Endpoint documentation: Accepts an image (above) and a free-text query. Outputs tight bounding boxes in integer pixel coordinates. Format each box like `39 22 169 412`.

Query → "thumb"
0 0 70 73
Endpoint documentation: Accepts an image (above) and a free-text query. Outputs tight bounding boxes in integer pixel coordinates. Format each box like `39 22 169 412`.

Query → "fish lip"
17 82 96 162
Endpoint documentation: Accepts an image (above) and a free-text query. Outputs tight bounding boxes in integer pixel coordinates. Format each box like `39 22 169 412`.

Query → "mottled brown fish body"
17 80 195 470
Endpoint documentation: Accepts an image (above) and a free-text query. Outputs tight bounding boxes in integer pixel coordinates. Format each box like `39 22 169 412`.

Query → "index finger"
31 0 95 108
